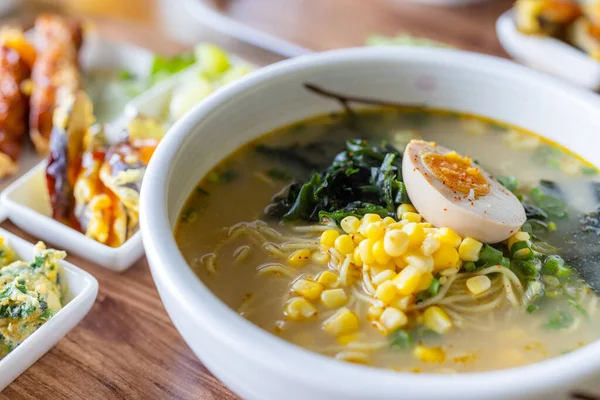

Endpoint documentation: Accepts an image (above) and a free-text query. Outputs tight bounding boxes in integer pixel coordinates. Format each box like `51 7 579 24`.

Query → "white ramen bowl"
140 47 600 400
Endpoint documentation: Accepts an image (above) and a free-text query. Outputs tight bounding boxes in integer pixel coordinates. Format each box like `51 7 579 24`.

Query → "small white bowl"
0 162 143 272
496 9 600 90
141 46 600 400
0 227 98 390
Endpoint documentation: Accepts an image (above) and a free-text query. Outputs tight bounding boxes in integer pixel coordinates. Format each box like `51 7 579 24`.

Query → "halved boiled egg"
402 140 526 243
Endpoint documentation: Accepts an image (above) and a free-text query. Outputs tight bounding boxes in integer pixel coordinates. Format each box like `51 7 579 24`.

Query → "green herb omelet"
0 239 64 359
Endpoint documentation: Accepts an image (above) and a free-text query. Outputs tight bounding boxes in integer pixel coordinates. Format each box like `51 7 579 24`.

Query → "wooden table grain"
0 1 516 398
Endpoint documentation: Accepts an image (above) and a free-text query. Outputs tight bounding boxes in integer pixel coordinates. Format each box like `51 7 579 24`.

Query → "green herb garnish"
545 310 574 330
390 329 413 349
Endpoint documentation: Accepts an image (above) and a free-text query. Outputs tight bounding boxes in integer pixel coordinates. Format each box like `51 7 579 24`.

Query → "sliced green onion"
512 260 539 277
390 329 413 349
526 304 539 313
499 257 510 268
541 275 560 287
427 277 440 296
511 241 534 261
568 300 589 319
545 288 563 298
479 244 503 265
556 264 572 278
542 255 564 275
463 261 476 272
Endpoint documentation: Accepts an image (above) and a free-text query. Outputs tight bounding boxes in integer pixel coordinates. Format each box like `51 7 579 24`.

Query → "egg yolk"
422 151 490 198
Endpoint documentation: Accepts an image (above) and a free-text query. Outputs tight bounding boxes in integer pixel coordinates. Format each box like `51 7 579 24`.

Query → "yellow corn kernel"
358 238 376 264
311 250 331 265
393 256 408 270
402 212 422 223
372 269 396 286
507 231 531 250
435 227 462 248
421 234 441 256
459 237 483 262
466 275 492 295
372 239 391 265
380 307 408 331
367 305 384 320
383 216 396 225
414 346 446 363
397 203 417 218
323 308 360 336
423 306 453 334
416 272 434 292
350 232 366 245
441 266 460 277
316 271 339 288
321 288 348 308
369 263 391 277
292 279 324 300
393 265 422 295
285 297 317 320
361 213 382 226
288 249 312 267
352 247 363 267
383 229 410 257
402 222 426 247
387 222 405 231
341 216 361 234
362 221 386 240
338 332 363 345
375 280 397 304
392 295 415 311
320 230 340 248
404 253 434 273
433 245 460 270
334 234 356 255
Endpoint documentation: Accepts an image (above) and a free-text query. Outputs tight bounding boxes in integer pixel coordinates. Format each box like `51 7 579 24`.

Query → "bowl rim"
140 46 600 398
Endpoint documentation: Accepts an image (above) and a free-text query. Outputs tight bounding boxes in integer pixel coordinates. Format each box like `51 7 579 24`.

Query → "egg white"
402 140 526 243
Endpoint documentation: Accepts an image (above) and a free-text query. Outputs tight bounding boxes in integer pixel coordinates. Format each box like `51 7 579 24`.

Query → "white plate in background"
0 227 98 390
180 0 311 58
496 10 600 90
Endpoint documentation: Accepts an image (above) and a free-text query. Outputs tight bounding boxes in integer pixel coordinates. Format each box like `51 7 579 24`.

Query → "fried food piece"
0 46 30 179
34 14 83 54
0 27 36 69
567 17 600 60
46 90 94 224
93 116 165 246
30 15 82 155
72 126 131 247
515 0 581 36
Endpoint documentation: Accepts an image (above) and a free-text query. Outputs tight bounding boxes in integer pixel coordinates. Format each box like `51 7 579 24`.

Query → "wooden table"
0 0 513 398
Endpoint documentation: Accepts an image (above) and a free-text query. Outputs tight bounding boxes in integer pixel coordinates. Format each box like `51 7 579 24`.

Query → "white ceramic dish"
140 46 600 400
1 162 144 272
0 35 154 271
0 227 98 390
181 0 311 58
496 10 600 90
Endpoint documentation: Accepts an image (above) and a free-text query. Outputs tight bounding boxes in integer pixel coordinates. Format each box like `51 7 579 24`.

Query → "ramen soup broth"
175 108 600 373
